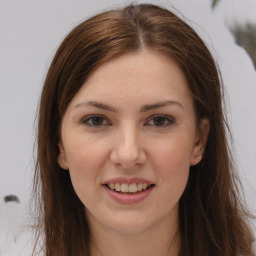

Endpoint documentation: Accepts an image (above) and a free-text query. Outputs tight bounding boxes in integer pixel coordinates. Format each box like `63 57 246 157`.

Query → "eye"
145 115 174 127
81 115 110 127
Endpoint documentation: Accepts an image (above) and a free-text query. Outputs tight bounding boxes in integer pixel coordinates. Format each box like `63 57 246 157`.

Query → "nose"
110 124 146 168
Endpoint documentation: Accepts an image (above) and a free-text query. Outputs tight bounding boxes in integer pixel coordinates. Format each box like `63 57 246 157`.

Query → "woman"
33 3 255 256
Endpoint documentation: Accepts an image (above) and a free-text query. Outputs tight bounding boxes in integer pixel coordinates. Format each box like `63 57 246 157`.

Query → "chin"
104 213 156 235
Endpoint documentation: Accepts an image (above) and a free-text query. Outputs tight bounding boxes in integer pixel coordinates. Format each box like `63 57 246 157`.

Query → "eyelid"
145 114 175 127
79 114 175 128
80 114 111 127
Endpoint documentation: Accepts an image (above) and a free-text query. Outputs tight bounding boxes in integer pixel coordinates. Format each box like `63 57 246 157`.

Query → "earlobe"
190 118 210 166
57 142 69 170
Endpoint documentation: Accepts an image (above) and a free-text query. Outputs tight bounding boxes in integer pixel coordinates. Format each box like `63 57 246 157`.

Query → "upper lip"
103 177 155 185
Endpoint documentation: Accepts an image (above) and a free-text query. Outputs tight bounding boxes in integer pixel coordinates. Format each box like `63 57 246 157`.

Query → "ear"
57 142 69 170
190 118 210 166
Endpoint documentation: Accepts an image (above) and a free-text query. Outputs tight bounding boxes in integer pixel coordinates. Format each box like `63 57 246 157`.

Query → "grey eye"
147 115 174 127
82 115 109 127
90 116 105 126
152 116 167 126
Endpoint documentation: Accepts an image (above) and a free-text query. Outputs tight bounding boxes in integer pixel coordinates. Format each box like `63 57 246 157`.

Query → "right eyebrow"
74 101 117 113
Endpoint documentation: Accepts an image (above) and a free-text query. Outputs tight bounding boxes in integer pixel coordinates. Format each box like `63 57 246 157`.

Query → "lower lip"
103 185 154 204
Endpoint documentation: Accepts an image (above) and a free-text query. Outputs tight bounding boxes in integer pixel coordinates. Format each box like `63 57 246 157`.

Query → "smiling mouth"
104 183 155 194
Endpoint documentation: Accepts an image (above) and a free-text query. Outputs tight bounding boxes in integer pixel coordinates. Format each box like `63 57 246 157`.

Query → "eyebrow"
74 100 184 112
140 100 184 112
74 101 117 112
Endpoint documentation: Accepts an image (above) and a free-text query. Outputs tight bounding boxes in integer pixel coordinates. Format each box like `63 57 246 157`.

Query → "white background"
0 0 255 254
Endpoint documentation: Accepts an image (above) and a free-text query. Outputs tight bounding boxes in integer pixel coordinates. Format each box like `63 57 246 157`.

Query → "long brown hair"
33 4 255 255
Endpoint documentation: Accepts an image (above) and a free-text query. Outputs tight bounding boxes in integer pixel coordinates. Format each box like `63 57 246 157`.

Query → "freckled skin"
58 51 209 248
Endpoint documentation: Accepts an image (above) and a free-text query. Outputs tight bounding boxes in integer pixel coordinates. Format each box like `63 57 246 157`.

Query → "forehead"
68 50 193 108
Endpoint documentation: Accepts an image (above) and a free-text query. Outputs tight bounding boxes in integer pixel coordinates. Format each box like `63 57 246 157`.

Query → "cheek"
65 134 110 169
150 135 193 171
149 136 192 192
64 137 110 192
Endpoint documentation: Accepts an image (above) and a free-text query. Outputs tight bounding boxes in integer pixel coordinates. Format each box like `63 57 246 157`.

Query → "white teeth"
121 183 129 192
109 183 115 190
142 183 147 190
107 182 152 193
115 183 121 192
128 183 137 193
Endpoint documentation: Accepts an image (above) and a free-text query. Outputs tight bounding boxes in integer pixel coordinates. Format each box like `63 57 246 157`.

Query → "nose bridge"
121 123 138 152
111 121 146 167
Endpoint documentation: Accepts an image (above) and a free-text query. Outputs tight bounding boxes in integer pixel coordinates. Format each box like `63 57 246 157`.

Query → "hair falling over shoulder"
32 3 255 256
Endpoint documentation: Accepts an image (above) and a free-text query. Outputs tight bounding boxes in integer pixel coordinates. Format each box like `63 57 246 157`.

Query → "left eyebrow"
140 100 184 112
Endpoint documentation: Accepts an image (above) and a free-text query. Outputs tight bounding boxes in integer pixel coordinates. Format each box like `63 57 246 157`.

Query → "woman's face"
58 50 209 235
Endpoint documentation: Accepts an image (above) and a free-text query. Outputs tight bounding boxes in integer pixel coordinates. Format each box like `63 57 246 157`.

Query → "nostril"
110 147 147 168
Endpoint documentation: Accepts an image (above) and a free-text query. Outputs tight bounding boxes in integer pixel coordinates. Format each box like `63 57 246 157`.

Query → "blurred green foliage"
212 0 221 8
211 0 255 68
231 23 256 69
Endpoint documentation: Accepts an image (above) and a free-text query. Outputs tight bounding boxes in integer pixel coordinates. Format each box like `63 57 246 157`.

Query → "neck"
89 216 180 256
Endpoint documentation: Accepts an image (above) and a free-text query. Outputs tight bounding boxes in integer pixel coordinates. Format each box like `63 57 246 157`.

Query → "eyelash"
80 114 175 128
145 115 175 127
80 115 111 127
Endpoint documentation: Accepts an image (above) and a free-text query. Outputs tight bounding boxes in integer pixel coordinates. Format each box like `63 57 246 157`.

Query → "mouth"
102 178 155 204
104 183 155 194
